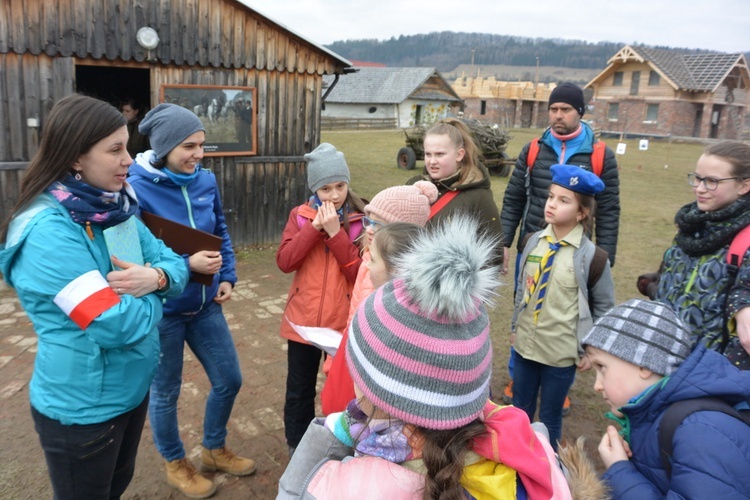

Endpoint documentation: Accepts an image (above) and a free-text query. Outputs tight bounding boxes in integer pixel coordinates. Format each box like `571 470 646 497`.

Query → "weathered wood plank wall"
0 0 347 245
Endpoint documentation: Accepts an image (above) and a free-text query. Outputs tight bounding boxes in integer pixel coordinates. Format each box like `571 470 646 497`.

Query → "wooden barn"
321 67 462 129
0 0 353 245
586 45 750 140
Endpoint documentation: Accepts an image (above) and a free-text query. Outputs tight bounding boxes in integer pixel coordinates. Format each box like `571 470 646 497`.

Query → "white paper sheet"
287 318 342 357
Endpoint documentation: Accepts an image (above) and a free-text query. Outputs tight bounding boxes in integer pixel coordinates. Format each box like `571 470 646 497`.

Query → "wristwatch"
154 267 169 292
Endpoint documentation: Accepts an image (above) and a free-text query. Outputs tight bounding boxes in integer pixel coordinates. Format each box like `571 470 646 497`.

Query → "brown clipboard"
140 211 222 286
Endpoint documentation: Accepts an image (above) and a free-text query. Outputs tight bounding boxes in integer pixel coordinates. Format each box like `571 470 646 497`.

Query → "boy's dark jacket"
605 344 750 499
501 123 620 264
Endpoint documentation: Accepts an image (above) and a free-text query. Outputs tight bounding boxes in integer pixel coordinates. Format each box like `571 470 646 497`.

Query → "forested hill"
325 32 728 72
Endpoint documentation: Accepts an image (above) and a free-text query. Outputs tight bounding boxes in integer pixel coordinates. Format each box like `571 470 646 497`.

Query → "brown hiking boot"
165 458 217 499
201 446 256 476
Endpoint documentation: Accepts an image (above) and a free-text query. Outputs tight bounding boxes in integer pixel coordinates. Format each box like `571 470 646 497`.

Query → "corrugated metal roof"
322 67 461 104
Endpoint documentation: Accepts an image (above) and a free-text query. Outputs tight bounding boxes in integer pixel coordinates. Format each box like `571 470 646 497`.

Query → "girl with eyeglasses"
645 141 750 363
277 143 367 456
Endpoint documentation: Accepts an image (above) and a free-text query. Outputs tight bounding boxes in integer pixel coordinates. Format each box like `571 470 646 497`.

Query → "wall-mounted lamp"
136 27 160 62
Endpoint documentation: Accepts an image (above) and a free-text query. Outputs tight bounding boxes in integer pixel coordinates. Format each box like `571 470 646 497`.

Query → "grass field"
314 128 705 457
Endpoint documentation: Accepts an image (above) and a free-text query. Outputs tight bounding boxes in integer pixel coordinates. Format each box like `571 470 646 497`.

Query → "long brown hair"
370 222 423 271
1 94 126 240
419 419 487 500
424 118 482 185
574 192 597 236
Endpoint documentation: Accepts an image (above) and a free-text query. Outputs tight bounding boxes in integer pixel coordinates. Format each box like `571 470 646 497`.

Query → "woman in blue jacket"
128 103 254 498
0 94 188 499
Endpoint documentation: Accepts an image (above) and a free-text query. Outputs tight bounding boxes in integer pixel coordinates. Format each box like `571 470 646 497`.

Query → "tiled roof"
632 46 743 92
322 67 461 104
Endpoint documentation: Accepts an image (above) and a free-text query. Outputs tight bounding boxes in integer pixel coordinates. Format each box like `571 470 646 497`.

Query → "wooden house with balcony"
585 45 750 140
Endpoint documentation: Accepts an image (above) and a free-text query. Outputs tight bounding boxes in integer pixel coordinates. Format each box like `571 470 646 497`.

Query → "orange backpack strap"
526 138 541 172
591 141 606 177
429 190 459 219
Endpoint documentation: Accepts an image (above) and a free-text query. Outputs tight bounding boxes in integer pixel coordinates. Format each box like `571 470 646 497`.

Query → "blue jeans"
512 353 576 451
149 301 242 461
32 395 148 500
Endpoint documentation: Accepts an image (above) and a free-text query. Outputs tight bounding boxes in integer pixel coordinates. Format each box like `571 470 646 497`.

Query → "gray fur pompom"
394 214 501 320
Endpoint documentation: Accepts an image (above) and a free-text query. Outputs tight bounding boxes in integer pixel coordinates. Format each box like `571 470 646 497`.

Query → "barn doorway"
75 65 151 117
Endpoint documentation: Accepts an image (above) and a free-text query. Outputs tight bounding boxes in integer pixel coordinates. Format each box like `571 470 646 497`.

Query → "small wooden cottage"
321 67 462 129
586 45 750 140
0 0 353 245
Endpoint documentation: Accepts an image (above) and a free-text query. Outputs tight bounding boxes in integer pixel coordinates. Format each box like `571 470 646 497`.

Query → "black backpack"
658 397 750 477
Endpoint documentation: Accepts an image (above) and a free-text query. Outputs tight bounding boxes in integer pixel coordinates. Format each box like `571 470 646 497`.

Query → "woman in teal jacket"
0 94 188 500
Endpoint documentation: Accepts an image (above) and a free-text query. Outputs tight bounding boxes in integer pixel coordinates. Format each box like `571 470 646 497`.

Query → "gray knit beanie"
582 299 692 376
347 215 500 430
305 143 350 193
139 103 205 160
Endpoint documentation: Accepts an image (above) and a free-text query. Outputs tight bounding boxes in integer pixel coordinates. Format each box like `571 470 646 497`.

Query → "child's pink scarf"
473 401 556 499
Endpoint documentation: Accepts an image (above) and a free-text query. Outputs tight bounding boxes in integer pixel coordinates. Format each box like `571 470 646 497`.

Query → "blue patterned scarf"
46 174 138 229
310 194 347 222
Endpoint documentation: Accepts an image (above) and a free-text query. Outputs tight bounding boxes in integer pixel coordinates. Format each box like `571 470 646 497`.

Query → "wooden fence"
321 117 397 131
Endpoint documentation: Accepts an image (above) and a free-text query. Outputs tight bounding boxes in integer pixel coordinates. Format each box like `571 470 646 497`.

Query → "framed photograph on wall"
160 84 256 156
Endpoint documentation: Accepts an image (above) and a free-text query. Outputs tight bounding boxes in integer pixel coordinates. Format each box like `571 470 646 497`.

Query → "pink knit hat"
347 216 499 430
364 181 438 227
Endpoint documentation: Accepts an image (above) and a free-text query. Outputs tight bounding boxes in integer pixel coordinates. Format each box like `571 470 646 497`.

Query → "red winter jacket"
277 203 363 344
320 250 373 415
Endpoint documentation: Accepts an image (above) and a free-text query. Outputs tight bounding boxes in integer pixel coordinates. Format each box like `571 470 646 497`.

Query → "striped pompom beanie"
347 215 500 430
582 299 692 376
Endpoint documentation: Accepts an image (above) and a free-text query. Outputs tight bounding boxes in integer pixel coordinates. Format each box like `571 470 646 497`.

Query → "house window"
480 100 487 115
630 71 640 96
368 106 377 113
613 72 624 86
607 102 619 121
645 103 659 122
648 71 660 86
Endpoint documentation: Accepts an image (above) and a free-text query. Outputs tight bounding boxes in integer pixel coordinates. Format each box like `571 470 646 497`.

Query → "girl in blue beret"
510 164 616 450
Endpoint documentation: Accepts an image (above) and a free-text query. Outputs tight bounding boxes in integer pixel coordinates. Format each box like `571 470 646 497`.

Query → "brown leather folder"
140 211 222 286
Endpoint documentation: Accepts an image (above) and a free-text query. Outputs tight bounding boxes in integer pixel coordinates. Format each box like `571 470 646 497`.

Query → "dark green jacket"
408 163 503 266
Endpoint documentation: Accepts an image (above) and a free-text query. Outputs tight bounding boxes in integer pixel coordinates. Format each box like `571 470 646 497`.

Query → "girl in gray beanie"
277 143 367 454
128 103 254 497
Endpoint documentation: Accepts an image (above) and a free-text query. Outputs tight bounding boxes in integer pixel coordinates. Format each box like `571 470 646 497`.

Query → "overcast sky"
253 0 749 54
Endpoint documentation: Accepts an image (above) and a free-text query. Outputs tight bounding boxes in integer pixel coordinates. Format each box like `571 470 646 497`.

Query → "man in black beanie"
498 82 621 411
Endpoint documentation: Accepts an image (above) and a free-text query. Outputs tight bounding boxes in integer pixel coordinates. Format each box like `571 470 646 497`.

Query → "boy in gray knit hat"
581 299 750 499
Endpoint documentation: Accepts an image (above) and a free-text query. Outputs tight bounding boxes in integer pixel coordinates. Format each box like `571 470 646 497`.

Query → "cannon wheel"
396 147 417 170
496 152 512 177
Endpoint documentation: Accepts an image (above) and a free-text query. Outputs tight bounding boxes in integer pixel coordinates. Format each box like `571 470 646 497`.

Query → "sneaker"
562 396 572 417
165 458 217 499
201 446 257 476
502 381 514 404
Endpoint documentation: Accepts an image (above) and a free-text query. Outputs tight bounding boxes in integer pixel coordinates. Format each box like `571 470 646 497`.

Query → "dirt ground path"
0 247 610 499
